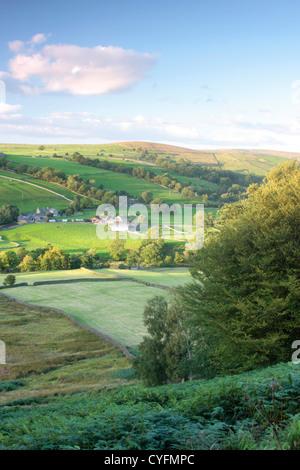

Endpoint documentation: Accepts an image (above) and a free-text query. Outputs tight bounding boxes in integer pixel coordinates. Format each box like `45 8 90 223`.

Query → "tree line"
0 238 187 274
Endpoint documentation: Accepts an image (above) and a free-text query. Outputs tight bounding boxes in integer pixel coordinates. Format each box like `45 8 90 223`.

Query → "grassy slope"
0 169 77 200
3 154 201 204
0 268 191 347
0 280 166 347
0 173 72 212
0 295 132 403
0 268 119 285
0 222 187 255
96 267 192 287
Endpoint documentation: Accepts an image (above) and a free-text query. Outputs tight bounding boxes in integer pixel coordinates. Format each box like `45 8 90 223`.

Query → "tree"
141 191 153 205
18 255 37 272
39 247 70 271
0 251 18 272
134 294 197 386
0 204 19 225
140 240 165 266
3 275 16 286
73 195 81 212
180 161 300 376
108 239 126 261
126 247 142 267
134 296 169 386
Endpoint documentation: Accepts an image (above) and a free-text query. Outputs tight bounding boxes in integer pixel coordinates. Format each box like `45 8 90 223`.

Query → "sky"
0 0 299 151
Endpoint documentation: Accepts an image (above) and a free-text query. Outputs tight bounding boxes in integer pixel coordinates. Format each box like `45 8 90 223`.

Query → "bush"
3 275 16 286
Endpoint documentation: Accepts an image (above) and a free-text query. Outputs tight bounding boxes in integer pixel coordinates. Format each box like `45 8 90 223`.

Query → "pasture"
97 267 192 288
0 267 191 347
0 173 71 212
0 222 113 254
4 153 202 204
0 268 118 285
0 219 200 255
0 169 77 200
1 280 167 347
0 222 156 255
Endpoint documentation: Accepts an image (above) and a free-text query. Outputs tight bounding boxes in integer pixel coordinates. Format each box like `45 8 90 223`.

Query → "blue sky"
0 0 299 150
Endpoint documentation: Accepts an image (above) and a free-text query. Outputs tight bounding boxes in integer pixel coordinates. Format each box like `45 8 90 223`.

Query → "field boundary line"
81 267 172 290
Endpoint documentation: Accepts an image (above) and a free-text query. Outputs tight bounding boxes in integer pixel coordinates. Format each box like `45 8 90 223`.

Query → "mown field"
0 266 191 287
0 280 165 347
0 268 117 285
97 267 192 287
0 267 191 347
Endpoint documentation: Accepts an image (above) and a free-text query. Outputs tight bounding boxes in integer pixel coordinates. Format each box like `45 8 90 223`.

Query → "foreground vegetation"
0 294 299 450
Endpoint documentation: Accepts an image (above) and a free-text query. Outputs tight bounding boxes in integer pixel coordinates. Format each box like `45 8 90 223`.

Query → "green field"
1 280 166 347
0 169 77 200
0 223 112 254
0 221 195 255
0 267 191 347
3 154 201 204
0 266 191 287
0 268 118 285
97 267 192 287
0 173 71 212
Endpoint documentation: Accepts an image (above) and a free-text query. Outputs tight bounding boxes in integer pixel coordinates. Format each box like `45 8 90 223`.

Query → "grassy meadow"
0 172 72 212
0 221 195 255
2 153 201 204
0 280 167 347
97 267 192 287
0 295 133 403
0 267 191 347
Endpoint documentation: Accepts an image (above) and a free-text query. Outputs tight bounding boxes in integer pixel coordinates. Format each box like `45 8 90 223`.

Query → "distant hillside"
0 141 299 176
118 142 300 175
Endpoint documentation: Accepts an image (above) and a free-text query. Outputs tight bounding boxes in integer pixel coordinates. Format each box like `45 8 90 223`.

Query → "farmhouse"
37 207 59 217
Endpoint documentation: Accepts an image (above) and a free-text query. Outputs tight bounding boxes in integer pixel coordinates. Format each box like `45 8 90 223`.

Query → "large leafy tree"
0 204 19 225
134 294 197 386
181 160 300 375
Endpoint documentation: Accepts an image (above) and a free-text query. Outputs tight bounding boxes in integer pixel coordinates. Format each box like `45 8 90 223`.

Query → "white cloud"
8 34 48 54
6 35 156 95
30 33 47 45
0 103 22 115
8 40 24 53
